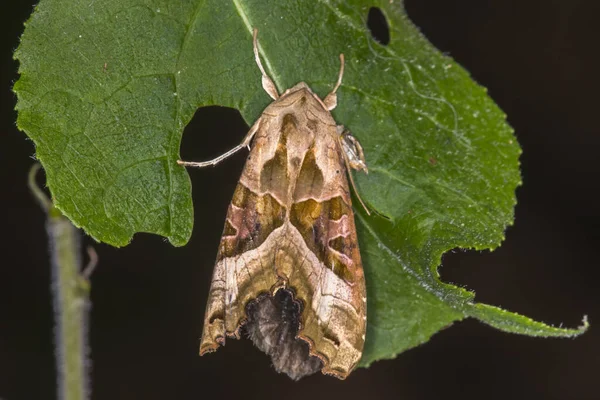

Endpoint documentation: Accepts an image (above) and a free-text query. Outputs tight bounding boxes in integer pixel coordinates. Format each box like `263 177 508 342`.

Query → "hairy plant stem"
28 164 95 400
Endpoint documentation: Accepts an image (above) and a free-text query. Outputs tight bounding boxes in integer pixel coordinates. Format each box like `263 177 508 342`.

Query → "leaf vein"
232 0 282 91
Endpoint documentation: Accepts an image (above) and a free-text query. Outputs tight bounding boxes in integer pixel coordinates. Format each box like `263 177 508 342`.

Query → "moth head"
281 82 311 97
281 82 332 111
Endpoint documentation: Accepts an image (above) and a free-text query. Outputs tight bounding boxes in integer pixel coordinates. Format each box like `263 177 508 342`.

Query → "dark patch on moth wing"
327 196 358 284
327 304 365 349
218 184 286 260
260 150 288 202
281 113 297 142
327 236 356 284
320 325 341 348
327 194 346 221
290 199 327 262
222 220 236 237
259 113 297 201
306 118 318 132
245 289 323 380
290 196 357 283
208 310 225 325
293 147 324 202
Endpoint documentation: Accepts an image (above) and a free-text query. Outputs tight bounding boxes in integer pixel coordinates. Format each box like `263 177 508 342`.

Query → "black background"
1 1 599 399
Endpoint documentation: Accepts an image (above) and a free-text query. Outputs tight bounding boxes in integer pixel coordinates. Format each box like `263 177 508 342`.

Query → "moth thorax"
244 289 323 380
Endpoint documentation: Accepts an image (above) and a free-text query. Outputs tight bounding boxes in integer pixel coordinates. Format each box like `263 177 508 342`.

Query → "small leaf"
14 0 587 367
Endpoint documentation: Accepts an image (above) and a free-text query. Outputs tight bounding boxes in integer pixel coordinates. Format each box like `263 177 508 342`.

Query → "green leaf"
14 0 587 368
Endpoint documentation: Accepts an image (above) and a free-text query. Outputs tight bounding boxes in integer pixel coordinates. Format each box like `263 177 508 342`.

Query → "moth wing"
200 117 288 353
285 133 367 378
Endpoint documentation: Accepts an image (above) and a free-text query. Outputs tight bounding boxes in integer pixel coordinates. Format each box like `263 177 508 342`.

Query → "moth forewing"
180 29 368 380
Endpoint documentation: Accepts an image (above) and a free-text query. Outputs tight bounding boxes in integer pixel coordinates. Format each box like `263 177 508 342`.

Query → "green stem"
28 164 94 400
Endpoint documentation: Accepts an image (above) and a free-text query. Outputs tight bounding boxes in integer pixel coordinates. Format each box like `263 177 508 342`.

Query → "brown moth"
178 29 368 380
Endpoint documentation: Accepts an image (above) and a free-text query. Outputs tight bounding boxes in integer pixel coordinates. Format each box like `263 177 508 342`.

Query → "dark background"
1 1 599 399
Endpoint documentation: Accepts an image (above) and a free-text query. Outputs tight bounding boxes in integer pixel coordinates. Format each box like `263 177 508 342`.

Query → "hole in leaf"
367 7 390 45
180 106 249 163
179 106 250 218
440 247 508 307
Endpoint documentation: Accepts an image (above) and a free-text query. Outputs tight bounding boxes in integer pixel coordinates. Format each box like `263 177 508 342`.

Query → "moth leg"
338 126 368 173
323 54 345 110
177 117 261 168
253 28 279 100
337 127 370 215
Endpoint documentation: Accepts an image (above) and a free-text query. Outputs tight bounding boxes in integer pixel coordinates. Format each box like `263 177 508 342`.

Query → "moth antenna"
323 54 345 110
332 54 345 95
178 117 262 168
340 139 371 216
253 28 279 100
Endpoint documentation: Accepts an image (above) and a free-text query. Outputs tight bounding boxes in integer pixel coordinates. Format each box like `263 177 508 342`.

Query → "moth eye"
336 170 340 174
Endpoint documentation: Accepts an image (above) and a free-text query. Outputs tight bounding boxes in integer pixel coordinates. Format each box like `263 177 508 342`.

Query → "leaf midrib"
232 0 284 91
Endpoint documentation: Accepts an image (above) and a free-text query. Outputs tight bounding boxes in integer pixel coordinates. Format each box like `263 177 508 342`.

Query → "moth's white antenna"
323 54 345 110
253 28 279 100
178 30 276 169
332 54 345 95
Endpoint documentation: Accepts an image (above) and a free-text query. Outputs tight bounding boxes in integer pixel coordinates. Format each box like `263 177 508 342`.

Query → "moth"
178 29 368 380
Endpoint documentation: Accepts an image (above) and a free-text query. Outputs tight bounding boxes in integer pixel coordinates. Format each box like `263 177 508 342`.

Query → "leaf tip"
466 302 590 338
577 314 590 334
